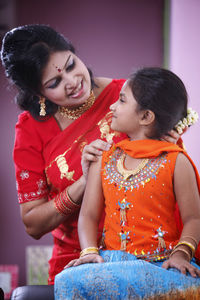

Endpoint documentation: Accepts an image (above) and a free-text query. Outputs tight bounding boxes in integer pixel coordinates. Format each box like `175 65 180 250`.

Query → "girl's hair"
1 24 94 119
128 67 188 139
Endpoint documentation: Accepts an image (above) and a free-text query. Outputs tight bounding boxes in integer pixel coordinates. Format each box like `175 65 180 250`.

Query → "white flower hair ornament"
175 107 199 135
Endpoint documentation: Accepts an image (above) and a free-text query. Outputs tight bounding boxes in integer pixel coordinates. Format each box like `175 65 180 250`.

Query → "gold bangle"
80 247 99 257
176 241 196 255
170 247 191 261
181 236 198 248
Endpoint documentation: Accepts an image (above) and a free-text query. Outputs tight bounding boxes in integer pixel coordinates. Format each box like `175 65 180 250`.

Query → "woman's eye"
48 78 60 89
66 60 75 71
119 98 125 103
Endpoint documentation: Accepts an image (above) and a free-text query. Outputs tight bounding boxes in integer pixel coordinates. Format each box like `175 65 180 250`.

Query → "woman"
58 68 200 299
1 24 179 285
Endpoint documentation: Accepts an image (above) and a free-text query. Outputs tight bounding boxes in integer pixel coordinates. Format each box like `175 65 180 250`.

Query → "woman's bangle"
66 187 81 207
54 188 81 217
80 247 99 257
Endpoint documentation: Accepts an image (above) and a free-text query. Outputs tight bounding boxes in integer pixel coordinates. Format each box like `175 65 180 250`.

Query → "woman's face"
41 51 91 107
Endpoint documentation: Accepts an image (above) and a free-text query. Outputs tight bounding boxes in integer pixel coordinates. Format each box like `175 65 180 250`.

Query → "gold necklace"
117 153 149 180
58 90 95 120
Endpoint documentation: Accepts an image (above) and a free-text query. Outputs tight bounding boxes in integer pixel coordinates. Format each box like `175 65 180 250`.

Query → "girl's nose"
110 100 117 111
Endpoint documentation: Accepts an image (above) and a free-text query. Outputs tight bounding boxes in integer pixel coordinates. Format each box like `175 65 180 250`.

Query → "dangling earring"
39 97 46 116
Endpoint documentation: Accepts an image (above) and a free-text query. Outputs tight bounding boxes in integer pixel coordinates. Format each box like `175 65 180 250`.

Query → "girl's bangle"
80 247 99 257
170 247 191 261
181 236 198 248
175 241 196 257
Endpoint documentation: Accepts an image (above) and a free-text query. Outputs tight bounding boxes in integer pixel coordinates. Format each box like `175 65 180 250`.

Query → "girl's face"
110 81 143 140
41 51 91 107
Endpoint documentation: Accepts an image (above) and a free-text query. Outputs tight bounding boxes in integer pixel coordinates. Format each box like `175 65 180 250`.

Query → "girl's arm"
162 153 200 277
66 156 105 267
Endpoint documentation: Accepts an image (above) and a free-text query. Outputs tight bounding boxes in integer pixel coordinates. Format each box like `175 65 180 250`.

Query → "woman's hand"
81 139 112 178
162 251 200 277
64 254 104 268
162 129 180 144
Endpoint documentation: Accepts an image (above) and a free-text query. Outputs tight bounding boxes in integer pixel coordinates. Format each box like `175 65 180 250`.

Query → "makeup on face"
43 54 72 88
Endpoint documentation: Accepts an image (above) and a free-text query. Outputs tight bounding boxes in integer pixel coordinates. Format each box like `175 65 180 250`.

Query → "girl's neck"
128 131 149 141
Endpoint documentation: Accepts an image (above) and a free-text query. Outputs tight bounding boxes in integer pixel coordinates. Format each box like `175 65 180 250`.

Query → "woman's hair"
128 67 188 139
1 24 94 119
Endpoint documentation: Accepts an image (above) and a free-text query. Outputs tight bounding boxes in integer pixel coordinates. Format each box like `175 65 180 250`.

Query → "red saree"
13 79 126 284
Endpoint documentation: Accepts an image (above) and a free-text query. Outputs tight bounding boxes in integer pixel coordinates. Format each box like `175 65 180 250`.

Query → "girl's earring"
39 97 46 116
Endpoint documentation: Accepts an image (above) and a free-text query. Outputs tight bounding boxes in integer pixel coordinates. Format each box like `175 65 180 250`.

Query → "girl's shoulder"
175 152 197 174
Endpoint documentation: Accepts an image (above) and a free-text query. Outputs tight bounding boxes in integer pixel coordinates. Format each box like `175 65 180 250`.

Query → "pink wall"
0 0 164 286
169 0 200 170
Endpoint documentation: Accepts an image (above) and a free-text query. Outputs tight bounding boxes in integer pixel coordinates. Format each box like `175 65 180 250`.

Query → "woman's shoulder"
17 111 54 127
15 111 57 143
17 111 32 124
94 77 125 98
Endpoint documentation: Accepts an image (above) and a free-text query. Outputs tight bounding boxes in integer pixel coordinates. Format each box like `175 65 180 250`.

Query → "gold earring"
39 97 46 116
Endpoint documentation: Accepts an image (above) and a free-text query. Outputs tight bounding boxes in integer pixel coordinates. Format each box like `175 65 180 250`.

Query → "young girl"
55 68 200 299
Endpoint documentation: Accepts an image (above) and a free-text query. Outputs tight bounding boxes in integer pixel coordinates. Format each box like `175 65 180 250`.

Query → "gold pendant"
117 153 149 180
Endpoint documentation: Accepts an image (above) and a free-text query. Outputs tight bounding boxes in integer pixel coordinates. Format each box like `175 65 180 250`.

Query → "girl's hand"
162 251 200 277
162 129 180 144
81 139 112 178
64 254 104 268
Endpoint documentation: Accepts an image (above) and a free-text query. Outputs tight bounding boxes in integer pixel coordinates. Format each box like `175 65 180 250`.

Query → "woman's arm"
20 175 86 239
162 153 200 277
20 137 111 240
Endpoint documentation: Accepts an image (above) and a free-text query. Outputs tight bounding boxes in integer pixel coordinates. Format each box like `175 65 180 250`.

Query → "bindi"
53 64 63 73
52 55 71 73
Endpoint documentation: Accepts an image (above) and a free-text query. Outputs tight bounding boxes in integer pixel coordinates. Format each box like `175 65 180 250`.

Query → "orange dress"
101 139 200 262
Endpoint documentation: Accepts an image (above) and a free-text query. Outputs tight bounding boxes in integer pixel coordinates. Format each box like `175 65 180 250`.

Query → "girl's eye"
48 78 61 89
119 98 125 103
66 59 75 72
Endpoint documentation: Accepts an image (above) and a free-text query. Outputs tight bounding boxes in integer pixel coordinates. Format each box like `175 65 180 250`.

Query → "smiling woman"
41 51 92 108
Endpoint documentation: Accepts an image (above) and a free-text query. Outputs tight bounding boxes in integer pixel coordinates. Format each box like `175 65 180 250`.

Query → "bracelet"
80 247 99 257
181 236 198 248
176 241 196 257
54 188 81 217
170 247 191 261
66 188 81 208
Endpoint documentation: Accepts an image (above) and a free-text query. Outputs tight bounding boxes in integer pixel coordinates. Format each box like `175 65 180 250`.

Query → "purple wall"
0 0 164 286
169 0 200 171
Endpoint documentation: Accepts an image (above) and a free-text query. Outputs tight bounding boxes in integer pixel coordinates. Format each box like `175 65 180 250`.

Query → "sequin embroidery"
18 179 48 203
20 170 29 180
104 148 167 191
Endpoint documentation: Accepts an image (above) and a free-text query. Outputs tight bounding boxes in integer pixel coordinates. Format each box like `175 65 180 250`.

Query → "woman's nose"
63 73 76 91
